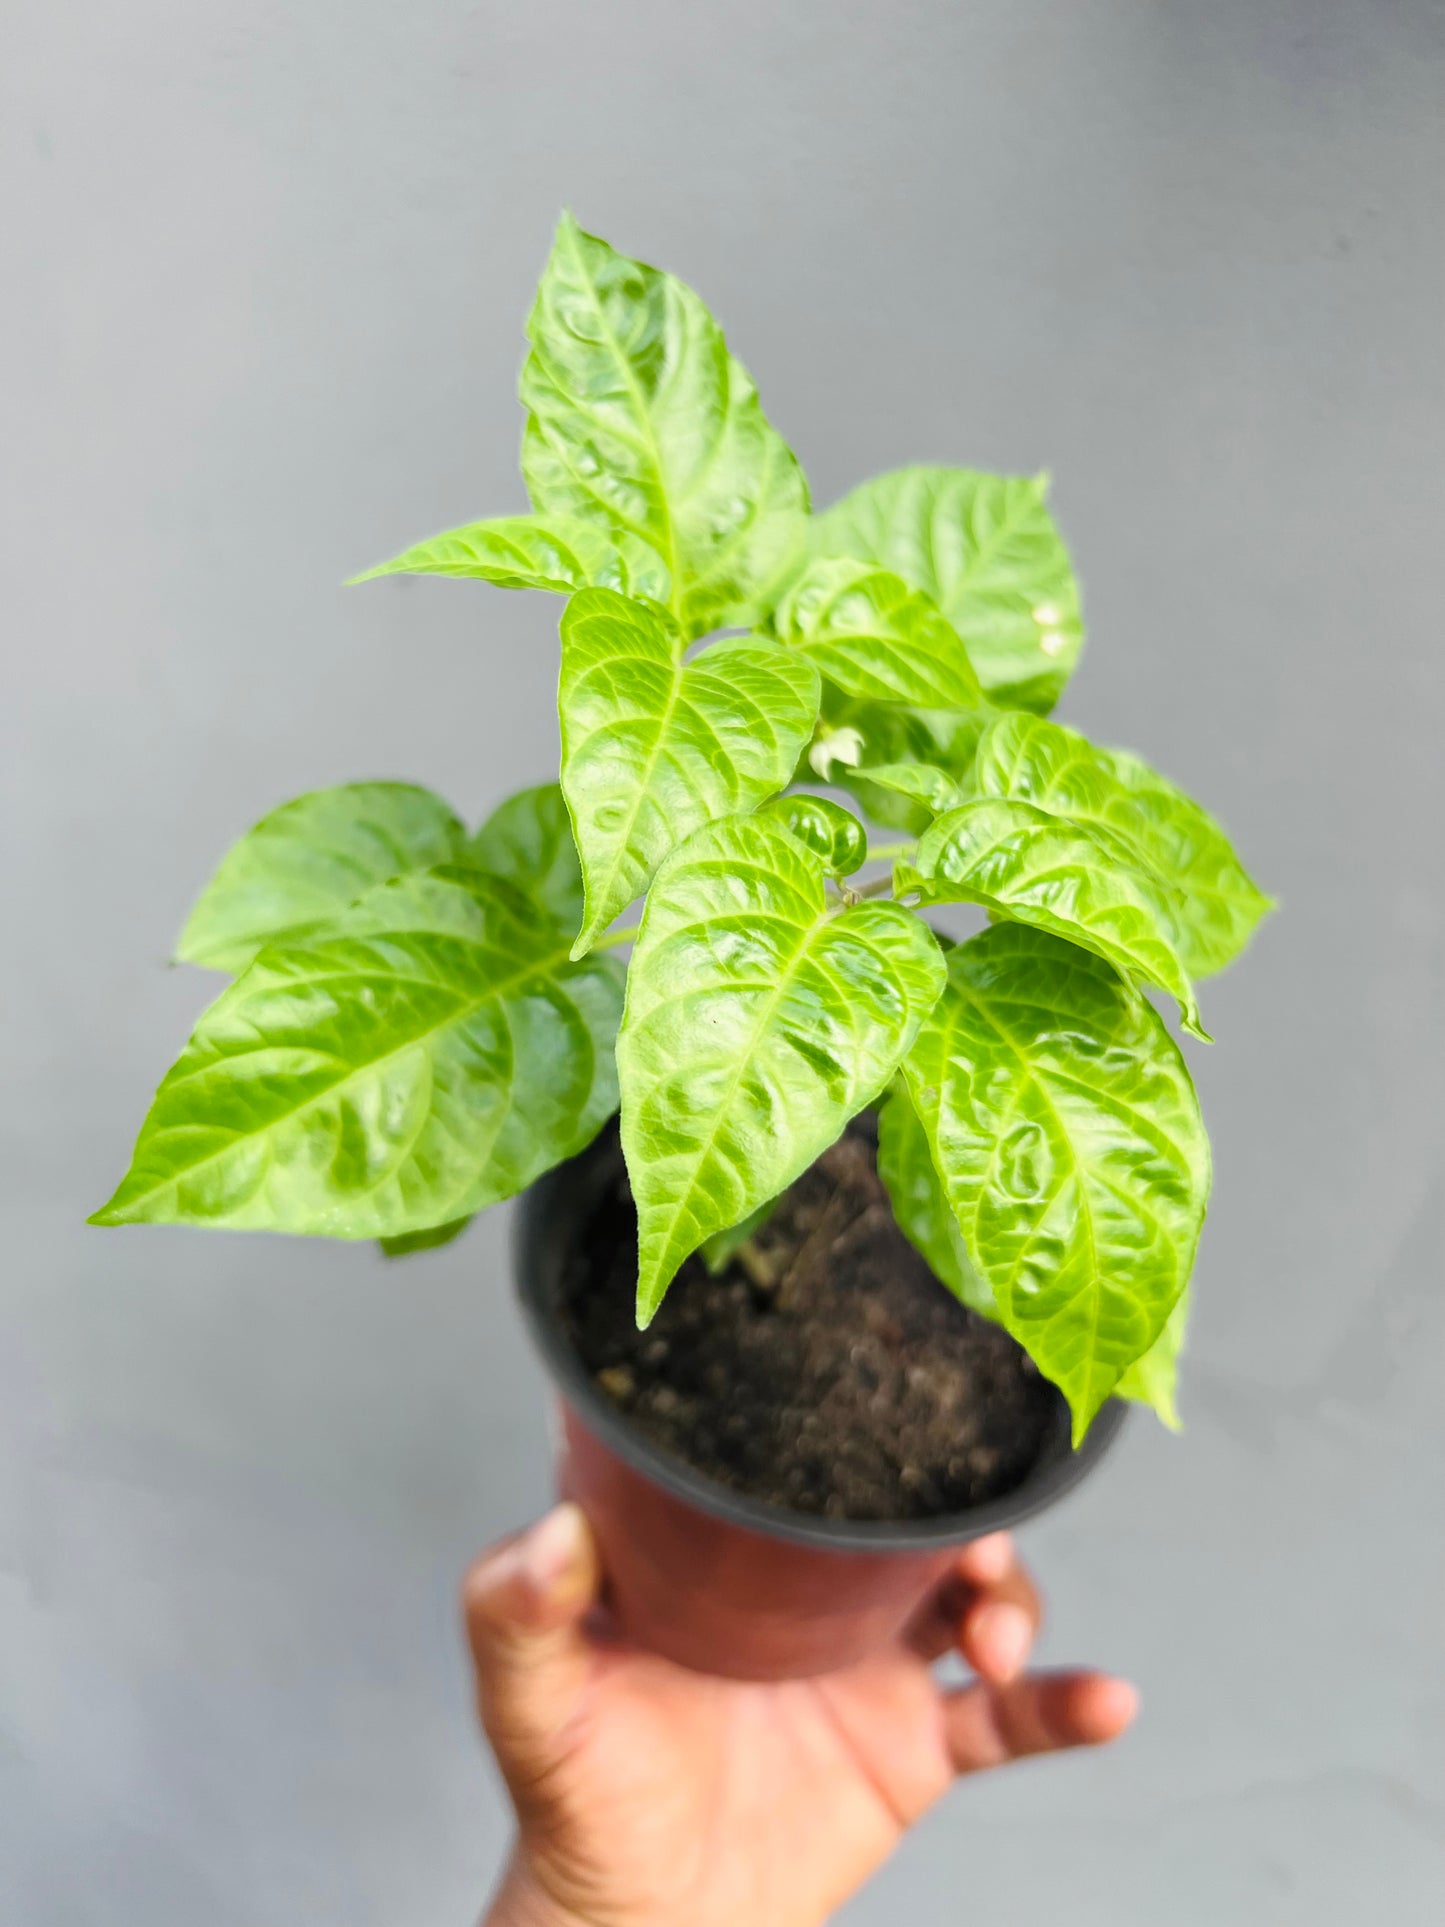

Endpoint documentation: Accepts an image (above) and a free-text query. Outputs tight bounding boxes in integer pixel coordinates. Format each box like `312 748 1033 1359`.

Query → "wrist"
482 1850 602 1927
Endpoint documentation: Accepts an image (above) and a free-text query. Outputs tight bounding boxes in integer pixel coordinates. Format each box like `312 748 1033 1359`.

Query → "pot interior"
514 1118 1126 1553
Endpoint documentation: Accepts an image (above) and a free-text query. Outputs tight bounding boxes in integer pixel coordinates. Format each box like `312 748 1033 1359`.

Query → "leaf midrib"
560 222 687 624
790 573 979 708
638 893 876 1310
958 478 1053 597
1037 751 1227 910
566 638 816 952
178 810 467 966
987 725 1259 934
956 965 1199 1415
921 801 1196 1013
568 646 688 952
453 523 586 586
103 934 580 1218
941 969 1108 1407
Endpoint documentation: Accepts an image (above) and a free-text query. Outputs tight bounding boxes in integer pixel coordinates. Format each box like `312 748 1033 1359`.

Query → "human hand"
465 1503 1136 1927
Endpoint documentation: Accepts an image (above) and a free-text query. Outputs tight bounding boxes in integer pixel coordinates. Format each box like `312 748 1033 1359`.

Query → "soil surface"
557 1117 1062 1521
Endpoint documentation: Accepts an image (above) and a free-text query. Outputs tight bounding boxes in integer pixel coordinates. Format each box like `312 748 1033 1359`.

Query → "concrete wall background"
4 2 1442 1920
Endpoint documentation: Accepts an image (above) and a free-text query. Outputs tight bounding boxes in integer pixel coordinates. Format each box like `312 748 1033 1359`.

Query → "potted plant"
92 216 1271 1681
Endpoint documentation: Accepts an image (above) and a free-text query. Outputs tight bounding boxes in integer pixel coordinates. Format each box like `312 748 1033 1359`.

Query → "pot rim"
513 1126 1128 1554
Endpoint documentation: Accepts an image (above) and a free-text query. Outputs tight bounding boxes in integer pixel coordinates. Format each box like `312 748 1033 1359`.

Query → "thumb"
462 1503 601 1792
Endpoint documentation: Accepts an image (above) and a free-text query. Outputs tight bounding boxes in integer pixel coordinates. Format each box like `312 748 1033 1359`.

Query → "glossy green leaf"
618 814 947 1322
468 782 584 934
876 1077 994 1316
349 513 671 602
91 866 624 1237
902 924 1210 1441
176 783 468 974
521 214 808 636
559 589 820 955
1116 1288 1188 1429
775 559 983 709
379 1216 474 1259
756 794 868 876
905 796 1209 1039
855 762 964 820
811 467 1082 711
699 1196 781 1275
968 712 1273 978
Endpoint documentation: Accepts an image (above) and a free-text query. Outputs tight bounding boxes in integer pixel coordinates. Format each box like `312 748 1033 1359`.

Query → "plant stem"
592 922 642 951
864 840 916 863
734 1237 781 1292
852 874 899 900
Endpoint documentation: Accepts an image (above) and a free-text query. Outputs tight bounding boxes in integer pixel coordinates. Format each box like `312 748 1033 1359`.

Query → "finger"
943 1670 1139 1775
904 1533 1013 1661
461 1504 602 1789
957 1555 1042 1685
953 1532 1017 1588
905 1534 1041 1680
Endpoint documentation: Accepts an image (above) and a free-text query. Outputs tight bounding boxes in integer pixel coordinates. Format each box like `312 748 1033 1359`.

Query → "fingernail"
978 1602 1032 1679
518 1503 589 1598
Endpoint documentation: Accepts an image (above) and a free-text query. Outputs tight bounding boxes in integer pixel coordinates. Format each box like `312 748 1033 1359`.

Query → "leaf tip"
635 1252 679 1329
554 207 587 251
1068 1391 1111 1450
172 931 241 974
172 926 204 968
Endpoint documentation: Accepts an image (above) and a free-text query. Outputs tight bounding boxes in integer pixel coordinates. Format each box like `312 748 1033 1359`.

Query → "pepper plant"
92 216 1272 1442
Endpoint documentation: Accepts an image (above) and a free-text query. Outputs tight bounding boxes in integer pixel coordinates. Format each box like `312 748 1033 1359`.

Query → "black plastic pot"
515 1122 1126 1680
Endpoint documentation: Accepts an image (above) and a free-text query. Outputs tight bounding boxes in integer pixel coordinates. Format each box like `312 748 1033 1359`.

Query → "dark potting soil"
557 1117 1061 1522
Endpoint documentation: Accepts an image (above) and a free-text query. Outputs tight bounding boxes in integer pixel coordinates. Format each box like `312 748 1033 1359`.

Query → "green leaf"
904 796 1209 1039
699 1196 781 1275
902 924 1210 1441
618 814 947 1322
559 588 820 955
854 762 964 820
811 467 1082 711
756 794 868 876
775 559 983 709
876 1077 994 1316
379 1216 473 1259
521 213 808 636
176 783 468 974
91 866 624 1237
468 782 584 935
968 712 1273 978
350 513 671 602
1116 1288 1188 1430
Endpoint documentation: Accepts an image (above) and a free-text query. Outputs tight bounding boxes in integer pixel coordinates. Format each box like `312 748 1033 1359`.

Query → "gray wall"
4 2 1442 1921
